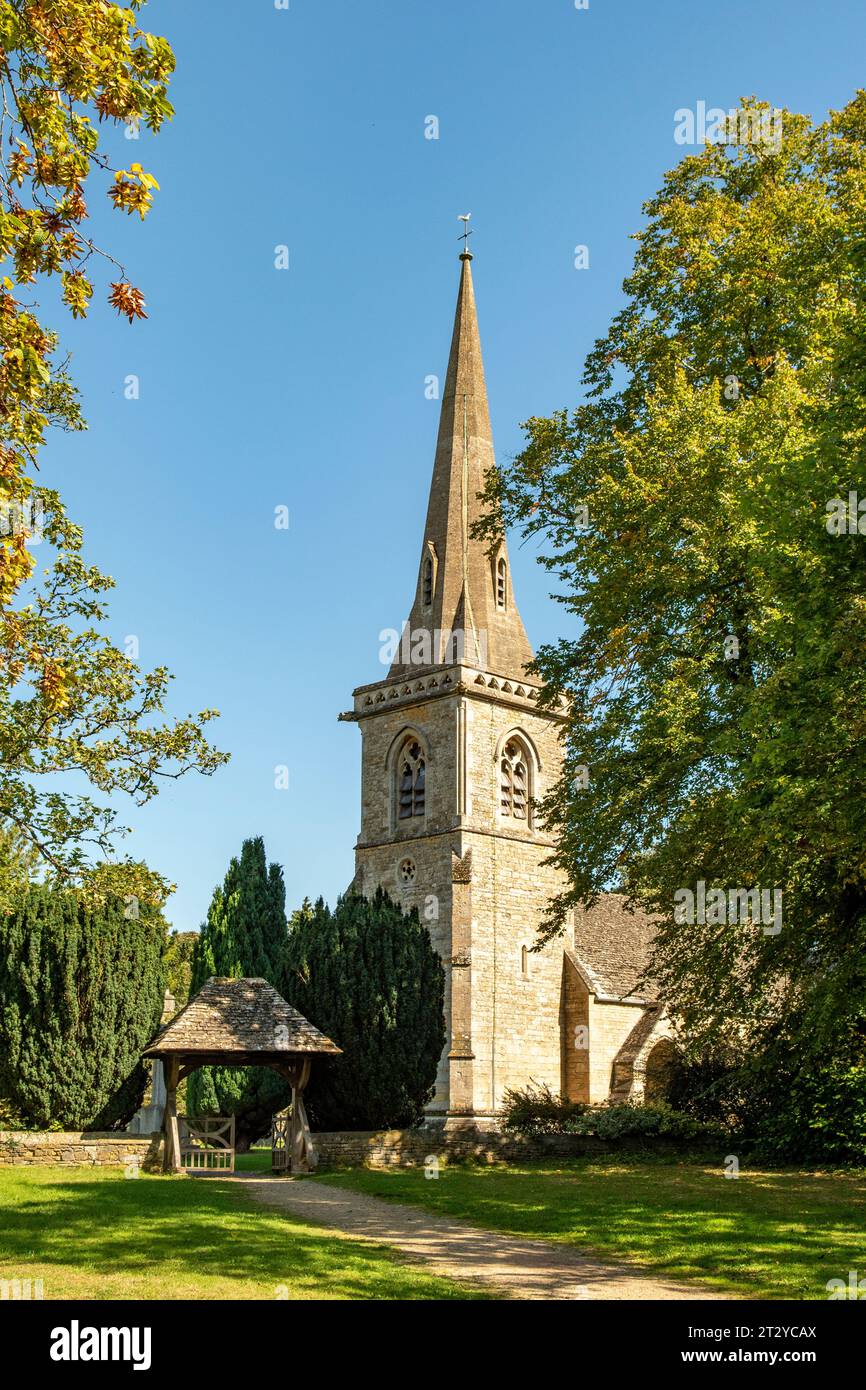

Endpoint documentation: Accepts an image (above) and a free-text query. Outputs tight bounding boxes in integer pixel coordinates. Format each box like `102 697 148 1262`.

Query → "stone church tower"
341 251 669 1124
341 249 574 1125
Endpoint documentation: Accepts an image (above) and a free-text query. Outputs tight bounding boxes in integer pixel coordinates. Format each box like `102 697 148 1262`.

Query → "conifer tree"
186 837 289 1146
0 885 165 1129
282 889 445 1130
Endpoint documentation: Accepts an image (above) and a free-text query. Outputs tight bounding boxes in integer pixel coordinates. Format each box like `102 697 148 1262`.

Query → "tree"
0 509 228 883
1 0 173 575
282 889 445 1131
0 3 227 878
0 816 41 889
163 929 197 1007
475 96 866 1158
0 882 165 1129
186 837 289 1148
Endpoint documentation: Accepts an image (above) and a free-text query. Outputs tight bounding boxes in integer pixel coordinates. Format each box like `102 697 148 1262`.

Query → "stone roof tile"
571 895 659 1003
143 977 341 1057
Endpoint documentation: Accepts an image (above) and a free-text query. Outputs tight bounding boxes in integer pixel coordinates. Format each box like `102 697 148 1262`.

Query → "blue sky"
43 0 866 932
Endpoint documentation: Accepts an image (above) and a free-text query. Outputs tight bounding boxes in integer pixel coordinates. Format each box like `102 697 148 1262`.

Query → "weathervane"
458 212 473 256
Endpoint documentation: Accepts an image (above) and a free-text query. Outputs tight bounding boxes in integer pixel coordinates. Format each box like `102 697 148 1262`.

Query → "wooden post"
295 1090 317 1172
162 1055 181 1173
284 1058 313 1175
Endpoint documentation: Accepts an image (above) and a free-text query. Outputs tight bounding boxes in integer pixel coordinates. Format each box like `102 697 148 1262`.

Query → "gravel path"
228 1173 730 1301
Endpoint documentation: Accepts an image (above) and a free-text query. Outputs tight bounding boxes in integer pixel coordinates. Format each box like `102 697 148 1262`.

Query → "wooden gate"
271 1110 290 1172
179 1115 235 1172
270 1079 316 1175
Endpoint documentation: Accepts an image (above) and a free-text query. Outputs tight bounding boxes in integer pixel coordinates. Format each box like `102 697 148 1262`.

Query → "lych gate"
143 976 340 1175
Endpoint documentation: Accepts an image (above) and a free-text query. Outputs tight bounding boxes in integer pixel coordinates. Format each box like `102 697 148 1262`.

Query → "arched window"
500 738 529 820
423 556 433 607
521 944 529 978
397 739 426 820
496 556 507 609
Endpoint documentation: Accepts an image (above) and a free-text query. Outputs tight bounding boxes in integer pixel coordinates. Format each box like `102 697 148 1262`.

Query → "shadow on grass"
0 1168 480 1300
314 1159 866 1299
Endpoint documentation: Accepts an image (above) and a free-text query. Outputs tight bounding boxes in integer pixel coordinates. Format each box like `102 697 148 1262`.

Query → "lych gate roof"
143 977 341 1059
570 896 660 1004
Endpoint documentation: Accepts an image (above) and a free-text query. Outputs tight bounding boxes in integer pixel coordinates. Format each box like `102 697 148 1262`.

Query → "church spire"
389 250 535 680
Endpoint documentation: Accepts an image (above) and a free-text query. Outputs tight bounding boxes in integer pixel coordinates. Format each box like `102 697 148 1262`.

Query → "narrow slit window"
521 945 529 977
496 557 507 608
423 556 433 607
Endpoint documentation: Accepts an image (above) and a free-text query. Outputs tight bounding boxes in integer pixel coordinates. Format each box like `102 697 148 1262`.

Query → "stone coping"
0 1129 162 1143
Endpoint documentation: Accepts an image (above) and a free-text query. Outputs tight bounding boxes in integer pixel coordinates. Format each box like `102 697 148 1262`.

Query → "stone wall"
586 996 649 1104
562 956 590 1102
312 1126 612 1170
0 1130 163 1171
1 1126 693 1173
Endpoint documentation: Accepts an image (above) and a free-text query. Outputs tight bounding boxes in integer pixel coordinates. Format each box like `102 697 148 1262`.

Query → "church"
340 247 673 1126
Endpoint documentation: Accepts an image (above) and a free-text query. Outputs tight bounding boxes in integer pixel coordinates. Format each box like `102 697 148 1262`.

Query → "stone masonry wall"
354 689 460 1113
586 997 648 1104
562 958 590 1102
456 693 572 1115
0 1130 163 1171
312 1127 611 1170
352 675 575 1120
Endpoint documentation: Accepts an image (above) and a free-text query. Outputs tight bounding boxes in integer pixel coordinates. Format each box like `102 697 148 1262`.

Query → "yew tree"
187 838 290 1148
0 881 166 1128
282 889 445 1131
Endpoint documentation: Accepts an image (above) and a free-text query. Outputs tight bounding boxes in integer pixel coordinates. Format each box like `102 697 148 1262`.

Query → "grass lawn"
316 1158 866 1300
0 1164 487 1300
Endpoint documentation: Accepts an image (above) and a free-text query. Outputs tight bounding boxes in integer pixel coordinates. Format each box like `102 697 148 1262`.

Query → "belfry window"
500 739 529 820
496 557 507 609
423 556 433 607
398 740 426 820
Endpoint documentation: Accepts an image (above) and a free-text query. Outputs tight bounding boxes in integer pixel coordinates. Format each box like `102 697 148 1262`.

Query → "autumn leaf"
108 280 147 322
